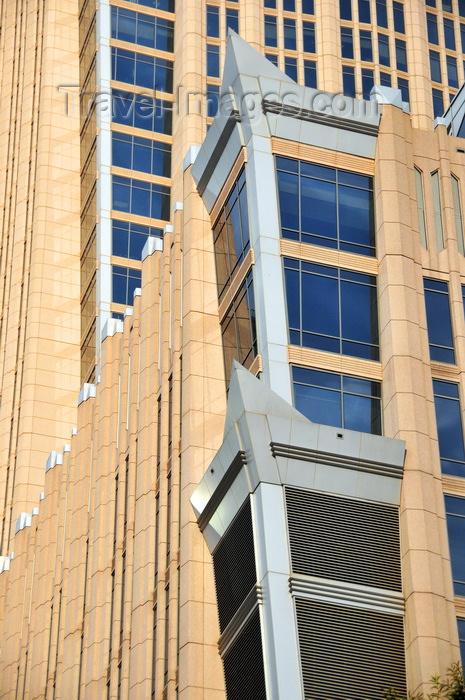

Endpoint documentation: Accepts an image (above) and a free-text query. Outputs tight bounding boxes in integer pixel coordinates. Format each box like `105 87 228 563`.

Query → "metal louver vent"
223 608 267 700
296 598 406 700
286 487 402 591
212 498 257 632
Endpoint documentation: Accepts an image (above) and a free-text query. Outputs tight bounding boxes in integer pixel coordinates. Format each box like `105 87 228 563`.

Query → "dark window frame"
424 278 455 364
445 495 465 596
213 168 250 300
283 258 379 361
221 271 257 380
276 156 376 257
112 264 142 306
292 366 382 435
111 6 174 52
112 131 171 177
434 380 465 477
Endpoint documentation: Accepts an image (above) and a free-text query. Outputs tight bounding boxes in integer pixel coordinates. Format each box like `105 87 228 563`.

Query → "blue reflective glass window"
444 17 456 50
458 619 465 664
395 39 407 72
445 496 465 596
461 24 465 53
304 60 317 87
342 65 356 97
303 21 315 52
292 366 382 435
340 0 352 20
130 180 151 216
358 0 371 23
113 178 131 212
398 77 409 102
284 258 379 360
284 18 297 50
339 183 374 250
207 6 220 37
277 169 299 233
112 48 135 84
341 27 354 59
112 266 128 304
460 0 465 16
113 220 131 257
112 132 132 169
156 19 174 52
362 68 374 98
277 158 375 256
112 91 172 134
112 8 137 43
111 8 174 51
302 0 314 14
264 0 276 6
301 176 337 243
165 20 176 50
125 0 174 11
111 48 173 92
133 138 152 174
360 30 373 62
434 381 465 477
378 33 390 65
284 57 298 81
221 272 257 379
380 71 391 86
112 266 142 306
112 91 135 124
112 133 171 177
283 0 295 10
112 220 162 259
265 15 278 47
226 9 239 35
447 56 459 88
430 50 442 83
426 0 436 5
393 2 405 33
213 169 250 299
376 0 388 28
206 84 220 118
137 14 156 47
432 88 444 118
136 55 154 88
112 176 170 220
424 279 455 363
427 13 439 44
207 44 220 77
266 53 279 67
155 58 173 93
443 0 452 11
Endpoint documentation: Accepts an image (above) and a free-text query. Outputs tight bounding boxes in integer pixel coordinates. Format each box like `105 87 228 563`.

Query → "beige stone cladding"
0 174 226 698
374 106 465 693
0 0 81 555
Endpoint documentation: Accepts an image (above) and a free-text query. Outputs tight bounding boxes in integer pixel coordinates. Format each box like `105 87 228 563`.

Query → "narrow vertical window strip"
414 167 427 248
431 170 444 252
452 175 465 255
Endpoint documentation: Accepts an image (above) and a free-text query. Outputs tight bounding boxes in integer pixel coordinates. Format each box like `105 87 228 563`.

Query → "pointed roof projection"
223 361 308 437
221 30 296 93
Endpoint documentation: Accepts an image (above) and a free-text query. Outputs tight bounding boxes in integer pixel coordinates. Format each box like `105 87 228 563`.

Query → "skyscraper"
2 0 465 698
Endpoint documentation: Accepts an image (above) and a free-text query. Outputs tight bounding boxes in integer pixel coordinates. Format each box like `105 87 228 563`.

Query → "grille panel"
286 487 402 591
223 608 267 700
213 498 257 632
296 598 406 700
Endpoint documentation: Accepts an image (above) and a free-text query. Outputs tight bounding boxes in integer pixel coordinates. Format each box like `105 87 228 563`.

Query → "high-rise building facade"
2 0 465 698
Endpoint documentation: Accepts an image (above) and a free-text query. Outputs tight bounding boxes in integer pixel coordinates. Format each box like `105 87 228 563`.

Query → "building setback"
2 0 465 699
